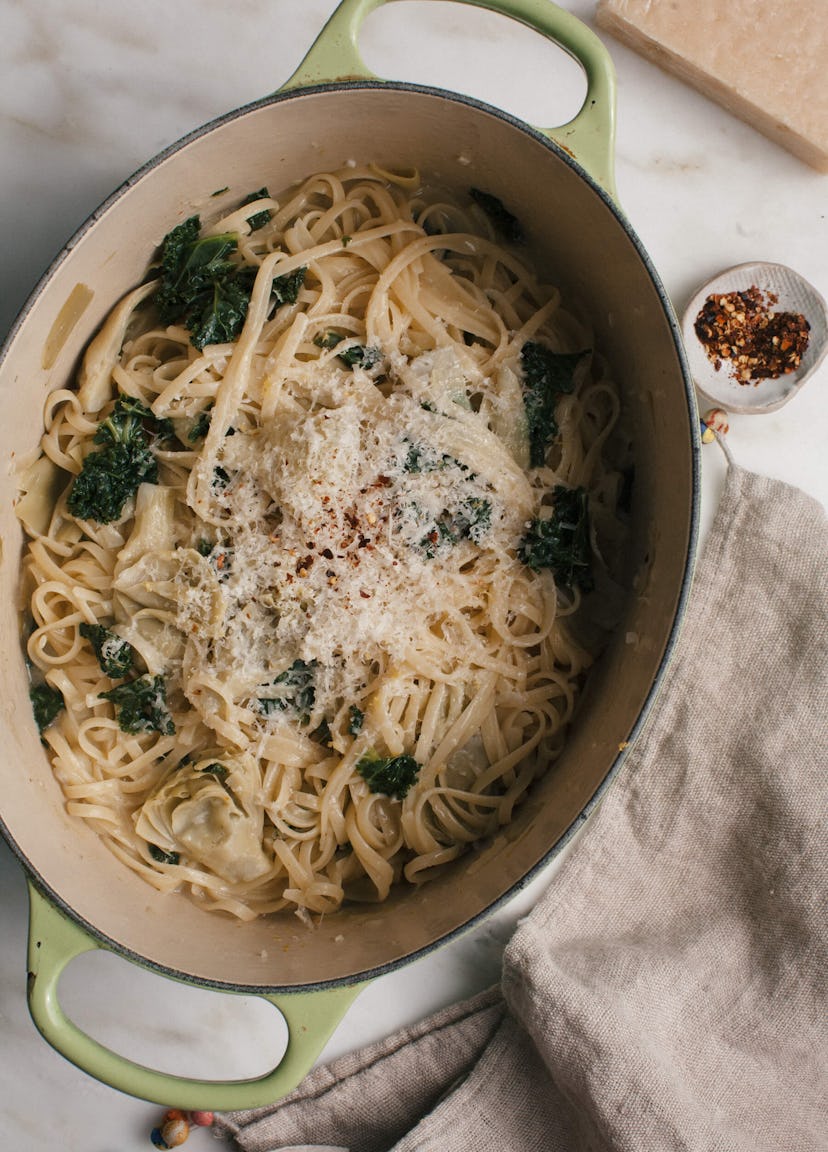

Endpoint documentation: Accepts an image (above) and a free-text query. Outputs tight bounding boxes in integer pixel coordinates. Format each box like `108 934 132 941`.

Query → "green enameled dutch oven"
0 0 699 1109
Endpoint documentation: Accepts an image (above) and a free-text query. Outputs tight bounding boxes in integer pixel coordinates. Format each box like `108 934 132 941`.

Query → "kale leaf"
67 395 171 523
100 674 175 735
188 406 213 443
403 440 469 475
67 442 156 523
233 264 306 309
30 683 64 733
201 762 230 785
469 187 523 244
518 485 593 590
255 659 317 721
154 216 275 351
79 622 134 678
357 752 421 800
420 497 492 558
314 331 345 351
148 843 180 865
190 276 251 349
455 496 492 543
337 343 382 370
521 342 590 468
241 187 272 232
95 395 174 446
312 331 379 369
271 266 306 306
312 717 333 748
348 704 365 736
211 465 233 493
156 219 238 325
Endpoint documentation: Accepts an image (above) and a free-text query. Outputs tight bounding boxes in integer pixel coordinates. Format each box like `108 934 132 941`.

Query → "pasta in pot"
18 165 628 921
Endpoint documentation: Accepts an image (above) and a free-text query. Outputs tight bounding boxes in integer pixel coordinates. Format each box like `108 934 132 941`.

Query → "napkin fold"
216 462 827 1152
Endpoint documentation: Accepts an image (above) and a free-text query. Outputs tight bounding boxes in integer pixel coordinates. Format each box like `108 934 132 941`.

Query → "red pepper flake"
694 286 810 385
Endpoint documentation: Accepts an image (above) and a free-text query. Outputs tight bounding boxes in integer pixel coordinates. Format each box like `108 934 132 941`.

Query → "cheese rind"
596 0 828 172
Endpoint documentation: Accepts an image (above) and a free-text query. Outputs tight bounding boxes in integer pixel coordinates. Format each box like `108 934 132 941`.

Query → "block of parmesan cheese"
596 0 828 172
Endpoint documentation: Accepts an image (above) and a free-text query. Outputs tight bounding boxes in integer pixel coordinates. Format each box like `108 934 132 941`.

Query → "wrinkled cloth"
216 464 828 1152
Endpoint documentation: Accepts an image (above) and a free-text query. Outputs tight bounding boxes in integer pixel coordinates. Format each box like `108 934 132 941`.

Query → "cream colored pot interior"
0 86 696 990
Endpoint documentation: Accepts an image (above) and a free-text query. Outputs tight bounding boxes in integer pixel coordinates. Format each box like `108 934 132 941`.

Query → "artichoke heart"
114 547 226 638
136 753 270 883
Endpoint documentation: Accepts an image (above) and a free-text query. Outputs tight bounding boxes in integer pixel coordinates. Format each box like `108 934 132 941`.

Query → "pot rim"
1 77 701 994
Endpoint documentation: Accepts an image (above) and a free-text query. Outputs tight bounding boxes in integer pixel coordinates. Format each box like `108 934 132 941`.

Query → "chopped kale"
100 674 175 735
420 518 457 559
79 622 134 678
314 331 345 350
256 659 317 721
30 683 64 733
67 443 156 523
232 263 306 309
312 331 380 369
337 344 383 370
201 762 229 784
521 342 590 468
270 266 306 306
455 496 491 543
157 215 201 284
211 465 233 492
193 276 252 349
403 441 426 473
312 717 333 748
156 219 236 318
148 843 180 865
194 537 231 578
469 187 523 244
356 752 421 800
95 395 174 445
187 406 213 443
403 440 469 475
348 704 365 736
67 395 170 523
518 485 593 590
419 496 492 557
155 216 259 350
241 187 272 231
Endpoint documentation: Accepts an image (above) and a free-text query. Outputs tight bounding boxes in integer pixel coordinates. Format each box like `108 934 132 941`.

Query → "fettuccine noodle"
18 165 627 921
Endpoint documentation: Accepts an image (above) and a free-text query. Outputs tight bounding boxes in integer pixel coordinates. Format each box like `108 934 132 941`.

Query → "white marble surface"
0 2 825 1149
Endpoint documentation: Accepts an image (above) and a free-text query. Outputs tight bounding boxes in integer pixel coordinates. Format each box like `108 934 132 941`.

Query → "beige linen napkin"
216 462 827 1152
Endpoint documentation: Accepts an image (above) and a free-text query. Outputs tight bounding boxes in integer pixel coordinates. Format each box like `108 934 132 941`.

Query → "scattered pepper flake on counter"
694 286 810 384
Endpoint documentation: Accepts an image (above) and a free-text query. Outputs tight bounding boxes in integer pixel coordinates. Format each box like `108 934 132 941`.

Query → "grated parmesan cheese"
175 350 530 724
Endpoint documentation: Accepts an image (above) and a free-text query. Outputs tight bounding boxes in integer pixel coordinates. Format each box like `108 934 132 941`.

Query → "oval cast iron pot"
0 0 699 1112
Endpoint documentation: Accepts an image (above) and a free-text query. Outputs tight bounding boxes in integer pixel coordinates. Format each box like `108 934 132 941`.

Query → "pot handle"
25 883 366 1110
281 0 617 196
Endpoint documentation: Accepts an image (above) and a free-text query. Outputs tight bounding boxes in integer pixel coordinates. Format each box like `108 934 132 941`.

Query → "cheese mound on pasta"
19 165 627 920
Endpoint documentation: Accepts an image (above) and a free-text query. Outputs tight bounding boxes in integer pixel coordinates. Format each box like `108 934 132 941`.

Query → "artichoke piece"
135 753 270 883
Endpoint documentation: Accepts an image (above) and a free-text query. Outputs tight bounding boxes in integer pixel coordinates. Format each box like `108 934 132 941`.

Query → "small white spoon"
681 261 828 415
